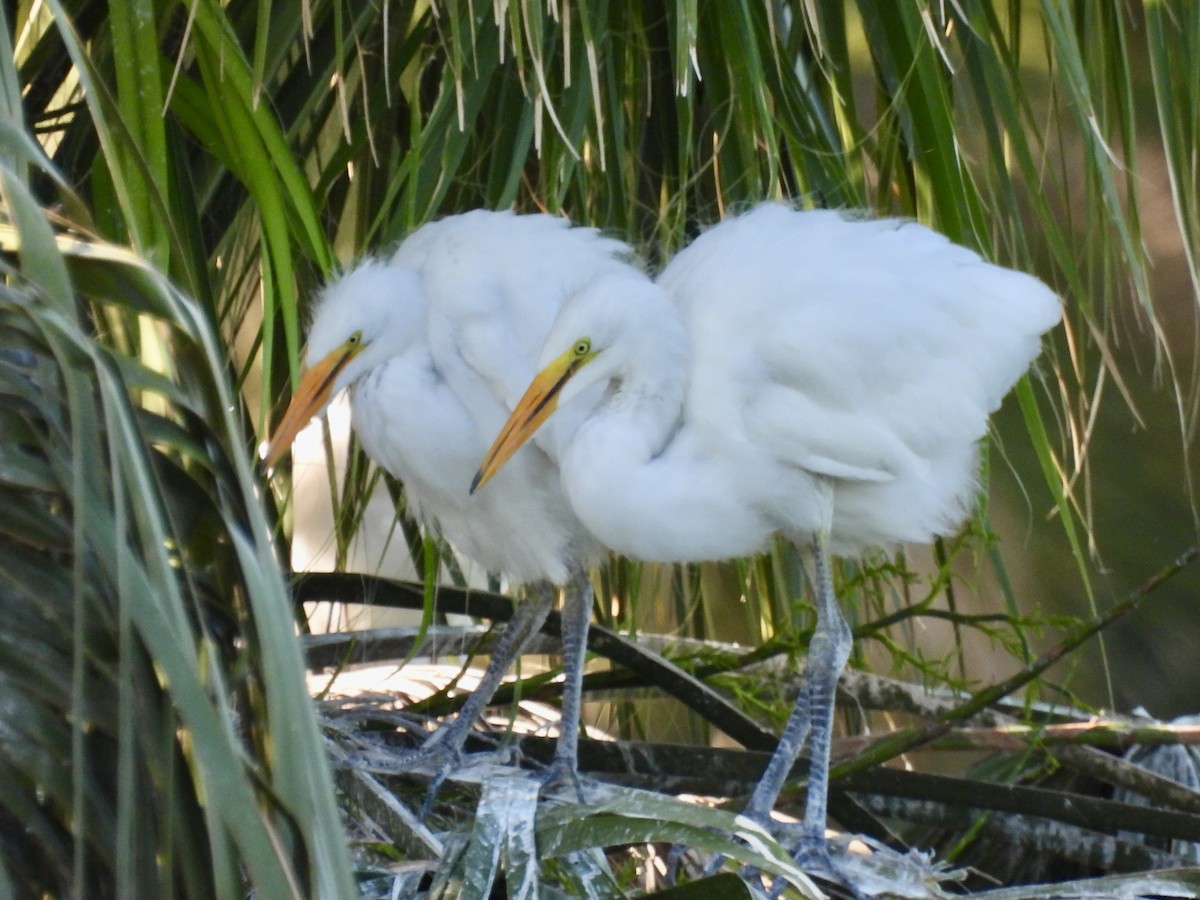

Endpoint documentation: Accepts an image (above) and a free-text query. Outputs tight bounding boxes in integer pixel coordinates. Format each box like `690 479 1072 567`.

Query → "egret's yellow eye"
347 331 363 346
574 338 591 357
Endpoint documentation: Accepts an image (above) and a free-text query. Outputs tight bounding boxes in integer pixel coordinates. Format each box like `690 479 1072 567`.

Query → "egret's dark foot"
791 826 840 882
537 756 590 802
779 831 953 899
395 733 510 818
419 744 465 818
400 741 465 818
734 830 858 900
731 814 851 898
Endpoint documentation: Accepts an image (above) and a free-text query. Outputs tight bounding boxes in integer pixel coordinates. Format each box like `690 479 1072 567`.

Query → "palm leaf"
0 137 353 895
9 0 1200 894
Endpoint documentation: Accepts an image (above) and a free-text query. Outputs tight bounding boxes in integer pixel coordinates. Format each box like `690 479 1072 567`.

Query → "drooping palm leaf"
0 140 353 895
8 0 1200 894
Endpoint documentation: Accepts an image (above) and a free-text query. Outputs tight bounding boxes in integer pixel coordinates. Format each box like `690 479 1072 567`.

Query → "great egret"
473 202 1061 877
266 209 636 788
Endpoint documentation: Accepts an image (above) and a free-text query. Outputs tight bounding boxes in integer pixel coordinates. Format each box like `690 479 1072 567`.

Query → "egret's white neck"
551 275 689 462
599 305 688 460
560 291 772 562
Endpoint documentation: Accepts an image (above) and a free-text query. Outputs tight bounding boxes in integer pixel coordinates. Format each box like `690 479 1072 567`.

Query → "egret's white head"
472 270 683 492
264 257 426 468
306 259 427 396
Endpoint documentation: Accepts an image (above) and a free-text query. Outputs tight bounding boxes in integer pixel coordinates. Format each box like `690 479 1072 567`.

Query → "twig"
293 571 778 748
836 720 1200 756
826 546 1199 782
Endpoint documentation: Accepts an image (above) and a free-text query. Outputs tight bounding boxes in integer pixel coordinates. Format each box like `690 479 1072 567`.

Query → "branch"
293 571 777 748
826 546 1198 782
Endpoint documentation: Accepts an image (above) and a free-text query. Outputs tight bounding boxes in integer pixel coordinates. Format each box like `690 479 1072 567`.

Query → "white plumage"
271 209 632 582
267 209 636 783
473 202 1061 879
479 204 1059 556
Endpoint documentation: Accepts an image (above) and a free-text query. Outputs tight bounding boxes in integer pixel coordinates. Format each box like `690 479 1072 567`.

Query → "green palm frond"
0 142 353 896
7 0 1200 894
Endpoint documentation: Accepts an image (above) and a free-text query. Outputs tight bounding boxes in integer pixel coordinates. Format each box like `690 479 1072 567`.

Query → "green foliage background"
3 0 1200 895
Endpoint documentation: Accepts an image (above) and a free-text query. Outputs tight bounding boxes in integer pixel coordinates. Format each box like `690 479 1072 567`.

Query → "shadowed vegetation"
3 0 1200 895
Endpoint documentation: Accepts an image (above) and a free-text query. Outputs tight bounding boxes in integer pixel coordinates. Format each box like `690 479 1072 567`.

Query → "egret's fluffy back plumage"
544 203 1061 559
309 210 636 584
467 203 1060 856
664 204 1061 552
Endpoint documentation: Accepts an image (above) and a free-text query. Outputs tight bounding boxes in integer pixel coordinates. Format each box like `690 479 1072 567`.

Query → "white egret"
473 202 1061 878
266 209 636 788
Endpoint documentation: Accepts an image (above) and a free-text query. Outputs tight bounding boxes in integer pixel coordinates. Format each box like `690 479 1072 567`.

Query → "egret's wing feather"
799 454 893 483
304 210 627 585
423 215 635 468
664 204 1059 484
411 211 633 420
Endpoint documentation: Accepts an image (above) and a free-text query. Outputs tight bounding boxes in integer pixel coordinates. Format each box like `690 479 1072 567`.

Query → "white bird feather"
280 209 636 584
473 202 1061 881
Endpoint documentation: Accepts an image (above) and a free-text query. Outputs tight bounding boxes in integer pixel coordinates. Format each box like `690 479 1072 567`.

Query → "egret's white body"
300 211 629 581
475 202 1061 878
268 209 636 781
534 205 1056 557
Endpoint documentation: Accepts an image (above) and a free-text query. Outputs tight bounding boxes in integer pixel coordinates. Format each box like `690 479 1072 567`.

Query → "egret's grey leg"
742 680 815 824
542 570 593 797
417 584 555 809
791 531 851 865
743 531 850 875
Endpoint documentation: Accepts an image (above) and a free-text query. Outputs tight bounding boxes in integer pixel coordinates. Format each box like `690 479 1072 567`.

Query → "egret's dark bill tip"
259 437 289 473
468 471 482 495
